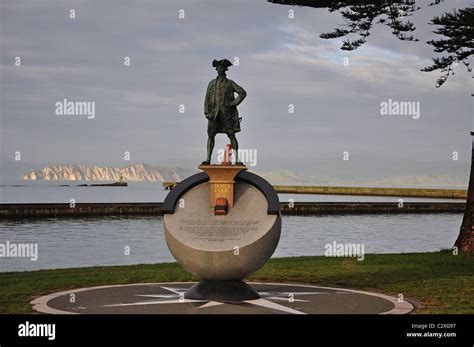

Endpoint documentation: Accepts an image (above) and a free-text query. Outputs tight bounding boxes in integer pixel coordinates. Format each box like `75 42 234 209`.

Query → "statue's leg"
203 117 216 164
228 133 241 164
204 134 215 164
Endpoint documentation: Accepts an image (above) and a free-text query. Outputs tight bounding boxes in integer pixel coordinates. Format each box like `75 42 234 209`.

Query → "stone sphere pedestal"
162 167 281 301
184 280 260 301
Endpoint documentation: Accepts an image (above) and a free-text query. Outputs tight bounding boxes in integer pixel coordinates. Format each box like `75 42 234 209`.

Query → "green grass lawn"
0 250 472 314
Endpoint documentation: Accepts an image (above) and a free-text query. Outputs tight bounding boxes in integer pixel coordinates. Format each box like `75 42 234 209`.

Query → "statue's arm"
204 81 212 117
230 81 247 107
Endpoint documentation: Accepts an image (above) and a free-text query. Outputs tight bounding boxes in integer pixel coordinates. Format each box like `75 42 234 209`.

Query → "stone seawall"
279 202 464 215
273 185 466 199
0 202 464 219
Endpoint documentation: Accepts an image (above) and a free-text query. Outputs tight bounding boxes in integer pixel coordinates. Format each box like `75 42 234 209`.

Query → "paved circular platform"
31 282 413 315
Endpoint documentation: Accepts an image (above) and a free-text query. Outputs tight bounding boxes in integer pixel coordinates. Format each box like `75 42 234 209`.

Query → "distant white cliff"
21 164 199 182
20 163 467 187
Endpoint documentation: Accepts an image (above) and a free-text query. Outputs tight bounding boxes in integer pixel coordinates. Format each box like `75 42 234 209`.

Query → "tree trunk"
455 133 474 252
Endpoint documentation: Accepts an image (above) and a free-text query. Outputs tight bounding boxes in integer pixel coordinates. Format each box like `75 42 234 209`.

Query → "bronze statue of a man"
202 59 247 165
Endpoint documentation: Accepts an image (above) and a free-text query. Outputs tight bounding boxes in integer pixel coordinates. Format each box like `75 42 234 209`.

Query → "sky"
0 0 472 182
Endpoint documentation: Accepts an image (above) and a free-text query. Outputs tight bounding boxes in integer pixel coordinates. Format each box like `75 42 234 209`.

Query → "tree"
457 129 474 252
318 1 420 50
423 7 473 252
422 7 474 88
269 1 425 47
269 0 474 252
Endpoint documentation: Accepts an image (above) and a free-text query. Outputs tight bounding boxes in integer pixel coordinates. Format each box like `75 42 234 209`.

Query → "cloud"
0 0 472 180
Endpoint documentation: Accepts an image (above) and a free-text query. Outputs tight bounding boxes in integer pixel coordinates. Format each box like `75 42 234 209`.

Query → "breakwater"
162 182 466 199
0 202 464 219
273 185 466 199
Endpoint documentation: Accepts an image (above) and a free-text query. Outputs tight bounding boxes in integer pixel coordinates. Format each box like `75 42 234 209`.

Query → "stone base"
197 164 247 208
184 280 260 301
164 181 281 280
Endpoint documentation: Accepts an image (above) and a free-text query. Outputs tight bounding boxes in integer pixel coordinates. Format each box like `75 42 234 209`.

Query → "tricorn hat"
212 59 233 69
